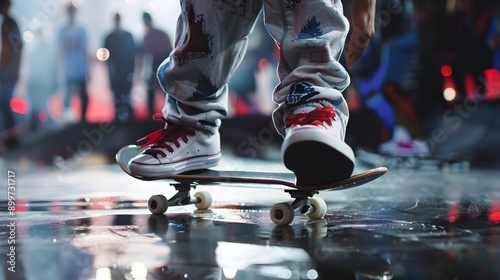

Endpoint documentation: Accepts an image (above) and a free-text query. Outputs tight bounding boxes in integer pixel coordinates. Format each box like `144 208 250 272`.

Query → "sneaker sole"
128 153 221 177
283 128 354 187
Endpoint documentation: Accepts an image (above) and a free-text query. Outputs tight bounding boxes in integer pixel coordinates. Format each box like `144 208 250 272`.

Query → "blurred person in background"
0 0 22 133
104 13 137 122
141 12 172 115
349 0 429 156
58 3 89 123
375 0 429 156
26 27 58 134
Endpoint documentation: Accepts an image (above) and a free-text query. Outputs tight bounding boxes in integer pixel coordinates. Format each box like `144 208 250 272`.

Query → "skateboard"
356 147 472 172
117 145 387 226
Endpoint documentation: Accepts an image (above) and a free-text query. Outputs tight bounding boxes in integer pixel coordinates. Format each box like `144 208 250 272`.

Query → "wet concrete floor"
1 157 500 280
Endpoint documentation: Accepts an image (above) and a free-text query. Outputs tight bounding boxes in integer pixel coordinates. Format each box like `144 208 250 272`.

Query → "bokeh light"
443 87 457 102
96 48 110 62
23 31 35 43
441 65 453 77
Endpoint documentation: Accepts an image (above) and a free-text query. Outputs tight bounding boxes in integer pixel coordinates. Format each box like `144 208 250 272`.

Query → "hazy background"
10 0 180 54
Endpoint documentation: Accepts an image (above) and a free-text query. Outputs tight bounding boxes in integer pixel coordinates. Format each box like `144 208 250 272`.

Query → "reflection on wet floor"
1 162 500 279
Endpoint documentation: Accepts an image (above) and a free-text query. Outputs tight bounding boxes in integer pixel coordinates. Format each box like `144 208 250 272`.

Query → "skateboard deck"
117 145 387 191
117 145 387 225
356 147 472 171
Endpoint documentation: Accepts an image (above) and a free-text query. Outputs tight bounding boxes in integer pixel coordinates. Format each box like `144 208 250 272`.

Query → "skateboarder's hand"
346 0 376 69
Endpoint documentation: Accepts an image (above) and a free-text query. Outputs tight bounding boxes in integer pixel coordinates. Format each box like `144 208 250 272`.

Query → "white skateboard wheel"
306 197 327 219
270 203 295 226
194 191 212 210
148 194 169 214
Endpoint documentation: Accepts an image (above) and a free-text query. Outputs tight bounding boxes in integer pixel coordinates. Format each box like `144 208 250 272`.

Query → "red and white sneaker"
282 106 355 186
378 126 430 156
128 114 221 177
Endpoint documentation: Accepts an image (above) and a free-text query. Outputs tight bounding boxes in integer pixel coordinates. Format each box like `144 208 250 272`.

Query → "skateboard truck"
148 181 213 215
286 190 319 214
167 182 199 206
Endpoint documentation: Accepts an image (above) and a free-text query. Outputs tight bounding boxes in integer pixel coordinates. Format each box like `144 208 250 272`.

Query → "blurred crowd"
346 0 500 155
1 0 500 155
0 0 175 151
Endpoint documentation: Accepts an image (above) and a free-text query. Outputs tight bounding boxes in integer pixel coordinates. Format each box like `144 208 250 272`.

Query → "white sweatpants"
158 0 350 136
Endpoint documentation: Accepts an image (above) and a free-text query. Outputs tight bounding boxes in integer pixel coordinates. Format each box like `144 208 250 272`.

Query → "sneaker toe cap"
129 153 162 166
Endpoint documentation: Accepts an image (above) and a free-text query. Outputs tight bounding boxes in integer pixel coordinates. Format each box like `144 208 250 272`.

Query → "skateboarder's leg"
129 1 262 176
157 0 262 133
262 0 355 185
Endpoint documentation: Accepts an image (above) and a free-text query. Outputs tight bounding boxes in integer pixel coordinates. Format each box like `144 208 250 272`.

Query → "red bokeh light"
10 98 29 115
441 65 453 77
38 110 49 122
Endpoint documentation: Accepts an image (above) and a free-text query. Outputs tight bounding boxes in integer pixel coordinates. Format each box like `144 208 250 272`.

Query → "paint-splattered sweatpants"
157 0 350 136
